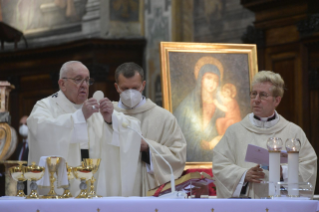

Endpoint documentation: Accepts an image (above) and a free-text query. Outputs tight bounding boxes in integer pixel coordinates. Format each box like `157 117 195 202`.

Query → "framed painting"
160 42 258 167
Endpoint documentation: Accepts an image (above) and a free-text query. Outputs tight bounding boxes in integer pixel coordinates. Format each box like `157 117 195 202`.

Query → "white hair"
251 70 285 97
59 61 85 79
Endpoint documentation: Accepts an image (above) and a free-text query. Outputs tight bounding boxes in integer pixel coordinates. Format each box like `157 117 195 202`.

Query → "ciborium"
73 163 94 198
41 156 63 199
9 163 27 197
83 158 101 198
62 163 74 198
23 162 45 199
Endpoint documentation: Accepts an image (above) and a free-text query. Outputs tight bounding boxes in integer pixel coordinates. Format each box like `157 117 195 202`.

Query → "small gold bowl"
73 165 94 180
23 163 45 181
10 166 27 182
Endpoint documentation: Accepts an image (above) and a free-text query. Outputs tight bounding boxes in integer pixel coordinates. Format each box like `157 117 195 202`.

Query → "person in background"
112 62 187 196
15 115 29 161
12 115 29 194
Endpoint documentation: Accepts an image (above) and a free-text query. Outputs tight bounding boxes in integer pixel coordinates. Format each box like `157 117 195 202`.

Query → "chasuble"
28 90 141 196
113 98 187 196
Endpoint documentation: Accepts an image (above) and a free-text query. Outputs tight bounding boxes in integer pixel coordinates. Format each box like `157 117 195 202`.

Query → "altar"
0 198 318 212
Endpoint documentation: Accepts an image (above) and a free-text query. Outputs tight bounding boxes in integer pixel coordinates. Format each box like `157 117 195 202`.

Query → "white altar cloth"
0 197 318 212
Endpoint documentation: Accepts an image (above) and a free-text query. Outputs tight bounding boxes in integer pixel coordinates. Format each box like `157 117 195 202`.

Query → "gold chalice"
41 156 63 199
83 158 101 198
62 163 74 198
9 164 27 197
23 162 45 199
73 163 94 198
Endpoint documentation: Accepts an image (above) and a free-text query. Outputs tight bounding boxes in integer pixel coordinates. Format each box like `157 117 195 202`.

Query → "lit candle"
286 138 301 197
267 137 282 197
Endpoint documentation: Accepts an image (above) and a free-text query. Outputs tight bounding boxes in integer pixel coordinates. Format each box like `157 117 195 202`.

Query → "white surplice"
114 98 187 196
212 113 317 199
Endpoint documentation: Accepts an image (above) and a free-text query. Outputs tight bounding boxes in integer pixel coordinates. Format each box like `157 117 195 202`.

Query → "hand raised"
245 164 265 183
82 98 100 120
99 98 113 123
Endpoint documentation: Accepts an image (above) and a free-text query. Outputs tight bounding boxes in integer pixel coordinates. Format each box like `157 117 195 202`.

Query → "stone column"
82 0 101 36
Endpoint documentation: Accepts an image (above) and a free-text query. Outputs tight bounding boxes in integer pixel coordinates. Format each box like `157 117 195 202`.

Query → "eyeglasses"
250 91 271 100
63 77 94 86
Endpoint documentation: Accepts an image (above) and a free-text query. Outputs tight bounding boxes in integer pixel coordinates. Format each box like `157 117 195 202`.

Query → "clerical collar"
118 96 146 109
253 113 276 122
249 111 279 128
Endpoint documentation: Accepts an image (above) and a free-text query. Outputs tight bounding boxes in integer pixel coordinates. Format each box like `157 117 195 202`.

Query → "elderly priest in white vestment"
212 71 317 199
112 62 187 196
27 61 143 197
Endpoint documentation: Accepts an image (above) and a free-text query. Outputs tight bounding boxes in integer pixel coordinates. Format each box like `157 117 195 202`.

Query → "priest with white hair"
27 61 141 197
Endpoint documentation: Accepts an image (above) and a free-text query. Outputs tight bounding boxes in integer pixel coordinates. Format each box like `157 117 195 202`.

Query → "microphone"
121 122 185 199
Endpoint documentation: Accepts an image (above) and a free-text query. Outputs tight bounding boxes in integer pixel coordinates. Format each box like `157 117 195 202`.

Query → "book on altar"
245 144 288 166
147 171 214 198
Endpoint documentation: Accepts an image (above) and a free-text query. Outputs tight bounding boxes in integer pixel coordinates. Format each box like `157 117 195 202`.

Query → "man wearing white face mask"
118 87 144 109
15 115 29 161
113 62 187 196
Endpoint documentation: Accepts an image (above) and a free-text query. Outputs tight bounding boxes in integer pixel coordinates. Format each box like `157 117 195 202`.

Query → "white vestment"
113 98 187 196
28 90 141 196
212 113 317 198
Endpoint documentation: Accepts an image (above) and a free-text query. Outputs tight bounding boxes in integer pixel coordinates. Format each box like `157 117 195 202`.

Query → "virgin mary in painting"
174 56 226 162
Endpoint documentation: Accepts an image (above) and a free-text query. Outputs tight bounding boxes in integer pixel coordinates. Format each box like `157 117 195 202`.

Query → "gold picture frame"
160 42 258 167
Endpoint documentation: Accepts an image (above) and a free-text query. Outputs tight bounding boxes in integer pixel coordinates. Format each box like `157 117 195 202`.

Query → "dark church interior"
0 0 319 200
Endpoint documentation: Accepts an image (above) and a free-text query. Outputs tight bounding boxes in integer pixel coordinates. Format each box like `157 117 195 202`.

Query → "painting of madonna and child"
160 43 257 162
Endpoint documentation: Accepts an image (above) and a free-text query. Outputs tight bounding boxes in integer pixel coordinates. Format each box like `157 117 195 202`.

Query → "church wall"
100 0 144 38
0 0 255 104
144 0 172 105
0 0 101 48
192 0 255 43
